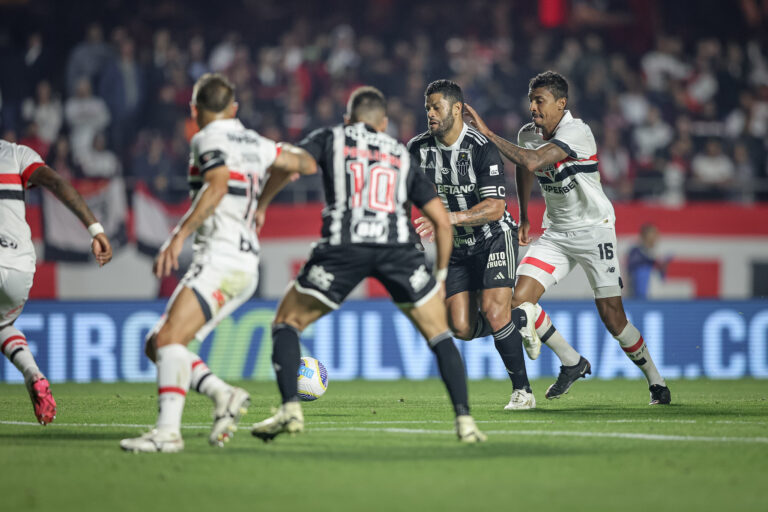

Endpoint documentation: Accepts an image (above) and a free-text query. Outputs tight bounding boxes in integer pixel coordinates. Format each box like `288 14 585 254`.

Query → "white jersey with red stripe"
0 140 45 273
517 111 614 232
188 118 278 265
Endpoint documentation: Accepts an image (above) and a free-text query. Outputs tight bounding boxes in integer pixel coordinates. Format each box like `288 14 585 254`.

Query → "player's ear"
379 116 389 132
190 102 198 119
229 101 239 117
343 113 351 125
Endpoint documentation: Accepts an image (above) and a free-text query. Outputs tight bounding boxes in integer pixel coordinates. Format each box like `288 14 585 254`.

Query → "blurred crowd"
1 0 768 206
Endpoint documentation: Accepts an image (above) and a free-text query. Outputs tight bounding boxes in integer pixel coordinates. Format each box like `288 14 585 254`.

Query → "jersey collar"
435 122 467 151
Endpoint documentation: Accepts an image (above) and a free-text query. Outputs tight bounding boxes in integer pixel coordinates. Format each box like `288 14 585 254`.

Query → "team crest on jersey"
539 165 555 182
457 151 470 176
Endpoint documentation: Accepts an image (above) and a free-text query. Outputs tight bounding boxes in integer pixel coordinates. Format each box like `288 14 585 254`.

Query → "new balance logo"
494 272 505 280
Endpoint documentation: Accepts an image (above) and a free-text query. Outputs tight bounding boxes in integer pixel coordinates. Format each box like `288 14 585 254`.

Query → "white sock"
1 325 41 381
534 306 581 366
614 322 665 386
156 344 192 433
189 354 231 400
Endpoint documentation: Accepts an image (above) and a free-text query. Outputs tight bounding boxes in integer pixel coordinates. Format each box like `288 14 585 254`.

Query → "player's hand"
414 216 435 242
518 219 532 246
91 233 113 266
254 208 267 234
463 104 492 138
153 234 184 278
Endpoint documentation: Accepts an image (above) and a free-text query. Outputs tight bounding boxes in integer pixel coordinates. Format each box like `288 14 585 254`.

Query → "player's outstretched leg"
1 325 56 424
597 296 670 405
120 344 190 453
491 320 536 411
613 322 671 405
189 356 251 447
251 323 304 442
428 332 486 443
528 306 592 399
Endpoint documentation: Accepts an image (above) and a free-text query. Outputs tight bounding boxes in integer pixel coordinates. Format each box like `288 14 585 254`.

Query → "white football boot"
209 387 251 447
251 401 304 442
516 302 542 360
504 389 537 410
455 415 487 443
120 429 184 453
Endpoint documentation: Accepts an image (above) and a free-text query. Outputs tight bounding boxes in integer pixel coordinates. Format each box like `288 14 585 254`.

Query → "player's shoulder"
406 130 432 151
465 127 490 146
517 122 541 144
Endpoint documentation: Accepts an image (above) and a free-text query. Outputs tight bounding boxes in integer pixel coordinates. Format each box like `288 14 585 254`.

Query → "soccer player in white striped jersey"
120 74 316 453
0 139 113 425
464 71 671 405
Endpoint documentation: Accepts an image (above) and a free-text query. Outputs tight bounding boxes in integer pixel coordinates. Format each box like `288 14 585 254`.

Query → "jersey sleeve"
405 156 437 209
475 142 506 200
258 134 279 168
192 132 228 174
298 127 330 162
549 122 596 159
16 144 45 189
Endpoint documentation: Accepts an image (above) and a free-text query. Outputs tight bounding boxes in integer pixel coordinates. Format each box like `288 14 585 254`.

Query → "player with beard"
408 80 542 410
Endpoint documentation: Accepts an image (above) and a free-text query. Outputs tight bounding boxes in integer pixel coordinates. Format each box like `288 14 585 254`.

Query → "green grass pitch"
1 378 766 512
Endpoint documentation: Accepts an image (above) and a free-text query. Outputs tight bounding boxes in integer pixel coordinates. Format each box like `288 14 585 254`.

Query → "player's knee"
449 318 474 341
154 323 182 347
481 305 511 332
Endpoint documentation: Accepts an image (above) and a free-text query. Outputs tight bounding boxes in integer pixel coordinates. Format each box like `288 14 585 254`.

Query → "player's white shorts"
518 224 622 298
0 266 34 327
150 254 259 343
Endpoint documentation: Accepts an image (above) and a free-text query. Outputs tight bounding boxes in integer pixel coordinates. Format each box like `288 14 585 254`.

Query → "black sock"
429 333 470 417
472 314 493 339
492 321 531 392
272 323 301 403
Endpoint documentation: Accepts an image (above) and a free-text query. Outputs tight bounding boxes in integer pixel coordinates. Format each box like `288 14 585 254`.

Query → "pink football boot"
27 377 57 425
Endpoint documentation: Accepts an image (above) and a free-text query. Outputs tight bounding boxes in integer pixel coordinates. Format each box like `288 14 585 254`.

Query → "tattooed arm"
154 165 229 278
449 198 506 227
464 103 568 173
28 165 113 266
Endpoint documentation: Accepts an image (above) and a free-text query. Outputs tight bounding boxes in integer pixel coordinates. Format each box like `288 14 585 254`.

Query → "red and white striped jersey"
518 111 615 231
188 118 278 262
0 140 45 272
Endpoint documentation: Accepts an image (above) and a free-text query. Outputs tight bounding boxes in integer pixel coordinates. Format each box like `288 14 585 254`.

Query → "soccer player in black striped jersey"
408 80 542 411
250 86 486 442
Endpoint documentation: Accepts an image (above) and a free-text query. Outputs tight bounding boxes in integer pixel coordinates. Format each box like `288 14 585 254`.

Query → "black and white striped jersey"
299 122 436 246
407 123 517 256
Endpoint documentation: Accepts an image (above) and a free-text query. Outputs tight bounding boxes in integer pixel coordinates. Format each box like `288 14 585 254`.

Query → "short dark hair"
424 79 464 106
347 86 387 122
529 71 568 100
192 73 235 113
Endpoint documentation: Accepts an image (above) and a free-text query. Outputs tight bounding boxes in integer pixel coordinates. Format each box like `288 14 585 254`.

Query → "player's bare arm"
273 142 317 176
155 164 229 278
418 197 453 276
27 165 113 266
253 143 317 232
449 197 505 227
415 196 505 241
464 103 568 173
515 165 534 246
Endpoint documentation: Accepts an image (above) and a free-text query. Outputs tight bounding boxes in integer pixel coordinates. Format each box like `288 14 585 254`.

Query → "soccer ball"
297 356 328 401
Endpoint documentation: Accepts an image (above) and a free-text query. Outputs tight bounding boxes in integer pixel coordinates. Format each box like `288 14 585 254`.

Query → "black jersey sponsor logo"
453 233 476 247
437 183 476 195
353 218 389 239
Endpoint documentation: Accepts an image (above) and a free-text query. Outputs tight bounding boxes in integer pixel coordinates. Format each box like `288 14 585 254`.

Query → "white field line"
1 419 767 444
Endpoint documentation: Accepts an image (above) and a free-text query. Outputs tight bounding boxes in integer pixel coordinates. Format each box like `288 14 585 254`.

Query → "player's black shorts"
295 243 440 309
445 229 518 298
